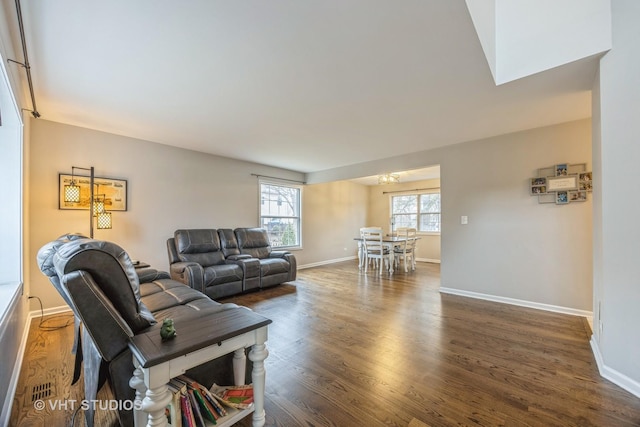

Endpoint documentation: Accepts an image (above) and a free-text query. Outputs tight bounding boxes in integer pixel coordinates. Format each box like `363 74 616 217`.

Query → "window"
0 51 23 287
391 191 441 233
259 181 302 248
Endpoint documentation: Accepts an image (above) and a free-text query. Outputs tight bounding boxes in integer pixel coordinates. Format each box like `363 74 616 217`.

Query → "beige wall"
309 118 593 312
367 178 441 262
28 119 305 309
440 120 592 311
302 181 368 266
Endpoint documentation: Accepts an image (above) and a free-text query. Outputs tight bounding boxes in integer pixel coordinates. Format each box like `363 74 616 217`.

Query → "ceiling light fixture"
378 173 400 185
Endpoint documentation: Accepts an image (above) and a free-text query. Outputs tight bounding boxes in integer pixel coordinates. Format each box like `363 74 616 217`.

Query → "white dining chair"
360 227 391 275
394 227 417 272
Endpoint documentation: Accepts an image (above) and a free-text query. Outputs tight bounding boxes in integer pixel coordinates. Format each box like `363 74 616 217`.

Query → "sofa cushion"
175 229 225 266
260 257 290 276
203 264 243 286
140 279 213 313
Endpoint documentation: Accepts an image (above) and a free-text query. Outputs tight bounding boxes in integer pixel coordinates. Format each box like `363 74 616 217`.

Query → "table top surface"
129 307 272 368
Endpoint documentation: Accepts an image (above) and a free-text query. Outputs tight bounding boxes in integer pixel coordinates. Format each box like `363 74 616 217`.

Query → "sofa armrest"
269 250 290 258
225 257 260 292
268 251 297 281
284 253 297 281
136 267 171 283
169 262 205 293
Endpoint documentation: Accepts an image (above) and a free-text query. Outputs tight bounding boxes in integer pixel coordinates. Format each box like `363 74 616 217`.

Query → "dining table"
353 235 418 273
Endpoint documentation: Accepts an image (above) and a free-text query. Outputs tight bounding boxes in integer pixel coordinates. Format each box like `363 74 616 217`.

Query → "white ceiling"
11 1 596 174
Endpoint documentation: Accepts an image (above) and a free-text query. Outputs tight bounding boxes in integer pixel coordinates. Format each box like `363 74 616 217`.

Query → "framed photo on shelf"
556 191 569 205
547 175 578 192
59 174 128 211
529 177 547 195
579 172 593 192
555 163 569 176
569 191 588 202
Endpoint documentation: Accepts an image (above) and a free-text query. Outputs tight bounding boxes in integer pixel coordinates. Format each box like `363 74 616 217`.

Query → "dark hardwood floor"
11 261 640 426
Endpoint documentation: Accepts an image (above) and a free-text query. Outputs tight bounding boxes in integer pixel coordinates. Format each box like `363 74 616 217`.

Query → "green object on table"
160 318 177 341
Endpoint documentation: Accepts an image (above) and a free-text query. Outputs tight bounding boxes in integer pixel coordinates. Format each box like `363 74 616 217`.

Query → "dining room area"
349 165 442 275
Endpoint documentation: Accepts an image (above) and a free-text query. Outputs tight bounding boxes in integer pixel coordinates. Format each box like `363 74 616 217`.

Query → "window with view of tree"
391 192 441 233
260 181 302 248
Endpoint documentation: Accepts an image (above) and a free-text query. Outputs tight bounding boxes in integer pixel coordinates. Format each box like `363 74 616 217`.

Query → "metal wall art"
59 174 128 211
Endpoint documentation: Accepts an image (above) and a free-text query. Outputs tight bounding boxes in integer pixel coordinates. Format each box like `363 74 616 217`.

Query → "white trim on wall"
298 256 357 270
591 337 640 399
439 286 593 319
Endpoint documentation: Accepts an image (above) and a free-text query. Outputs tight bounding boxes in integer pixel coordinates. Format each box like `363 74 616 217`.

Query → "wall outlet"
461 215 468 225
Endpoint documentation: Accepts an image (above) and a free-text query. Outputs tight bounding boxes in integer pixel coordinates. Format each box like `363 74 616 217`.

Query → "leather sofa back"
235 227 272 259
174 229 225 266
218 228 241 257
39 236 156 335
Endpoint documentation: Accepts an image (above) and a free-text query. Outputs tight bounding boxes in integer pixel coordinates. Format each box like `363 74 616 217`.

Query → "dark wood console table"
128 307 272 426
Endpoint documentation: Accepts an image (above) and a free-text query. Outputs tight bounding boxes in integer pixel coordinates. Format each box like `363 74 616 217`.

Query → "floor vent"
31 382 53 402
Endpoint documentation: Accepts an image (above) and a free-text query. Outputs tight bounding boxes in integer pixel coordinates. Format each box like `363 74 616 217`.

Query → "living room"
2 1 640 425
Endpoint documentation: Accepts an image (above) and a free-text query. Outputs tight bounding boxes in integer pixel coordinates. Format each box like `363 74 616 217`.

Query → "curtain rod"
382 187 440 194
251 174 306 184
8 0 40 118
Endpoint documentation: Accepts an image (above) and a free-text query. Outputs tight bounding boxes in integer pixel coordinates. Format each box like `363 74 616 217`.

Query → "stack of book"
166 375 244 427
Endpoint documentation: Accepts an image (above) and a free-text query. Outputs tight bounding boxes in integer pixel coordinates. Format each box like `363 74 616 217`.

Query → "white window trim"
389 188 441 235
258 178 303 250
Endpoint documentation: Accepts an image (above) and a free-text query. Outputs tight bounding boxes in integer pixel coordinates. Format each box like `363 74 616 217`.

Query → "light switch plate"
461 215 468 225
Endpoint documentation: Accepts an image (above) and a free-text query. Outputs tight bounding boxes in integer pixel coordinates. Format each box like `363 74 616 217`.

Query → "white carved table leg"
248 328 269 427
387 243 395 274
233 347 246 385
129 362 147 427
357 241 363 270
141 383 172 427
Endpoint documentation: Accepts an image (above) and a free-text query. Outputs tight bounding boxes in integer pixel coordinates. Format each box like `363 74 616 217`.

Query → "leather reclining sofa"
167 227 297 299
37 234 253 427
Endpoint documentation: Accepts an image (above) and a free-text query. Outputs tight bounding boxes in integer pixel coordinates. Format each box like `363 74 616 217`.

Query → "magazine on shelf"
209 384 254 410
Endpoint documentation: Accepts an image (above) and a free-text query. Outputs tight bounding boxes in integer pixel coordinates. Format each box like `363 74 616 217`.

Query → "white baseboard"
298 255 357 270
590 336 640 398
28 304 72 320
299 256 440 270
439 287 593 319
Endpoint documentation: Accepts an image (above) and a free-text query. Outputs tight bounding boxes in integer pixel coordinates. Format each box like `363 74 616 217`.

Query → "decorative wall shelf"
530 163 592 204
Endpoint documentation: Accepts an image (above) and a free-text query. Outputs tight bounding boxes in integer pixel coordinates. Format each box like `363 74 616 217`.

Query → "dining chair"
360 227 391 275
394 227 417 272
